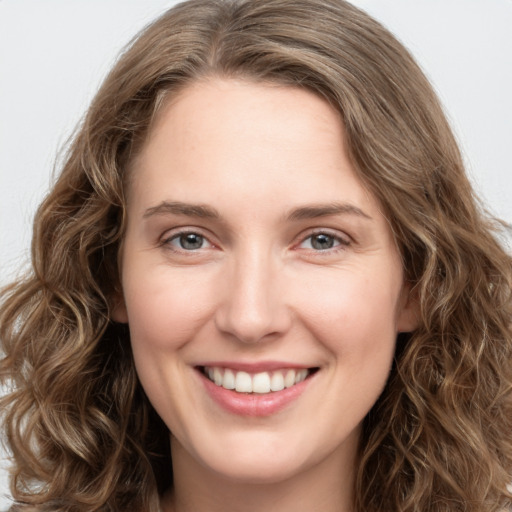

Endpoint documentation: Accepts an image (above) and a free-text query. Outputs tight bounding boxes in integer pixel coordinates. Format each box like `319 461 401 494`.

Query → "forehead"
143 78 345 158
127 78 382 223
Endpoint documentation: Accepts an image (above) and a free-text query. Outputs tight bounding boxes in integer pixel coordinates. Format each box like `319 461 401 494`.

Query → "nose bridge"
215 242 289 343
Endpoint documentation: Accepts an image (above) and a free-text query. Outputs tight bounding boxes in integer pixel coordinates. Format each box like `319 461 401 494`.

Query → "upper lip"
195 361 316 372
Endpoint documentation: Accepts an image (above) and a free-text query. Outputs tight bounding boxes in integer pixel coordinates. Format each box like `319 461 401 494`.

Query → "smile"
202 366 315 394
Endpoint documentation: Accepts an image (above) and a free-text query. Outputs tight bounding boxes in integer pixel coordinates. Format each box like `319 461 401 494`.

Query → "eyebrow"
143 201 221 219
286 202 372 221
143 200 371 222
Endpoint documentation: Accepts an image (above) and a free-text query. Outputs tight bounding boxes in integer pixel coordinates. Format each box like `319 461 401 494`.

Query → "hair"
1 0 511 510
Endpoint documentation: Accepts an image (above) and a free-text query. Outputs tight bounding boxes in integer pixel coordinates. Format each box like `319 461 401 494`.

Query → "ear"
396 283 420 333
111 291 129 324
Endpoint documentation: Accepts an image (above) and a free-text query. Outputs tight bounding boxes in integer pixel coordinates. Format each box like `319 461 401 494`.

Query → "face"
115 78 417 485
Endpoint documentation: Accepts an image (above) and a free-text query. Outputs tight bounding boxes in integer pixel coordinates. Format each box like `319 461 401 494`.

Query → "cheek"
302 270 401 320
122 264 219 351
293 266 402 354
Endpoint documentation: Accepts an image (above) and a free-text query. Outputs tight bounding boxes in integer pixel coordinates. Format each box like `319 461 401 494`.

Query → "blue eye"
168 232 211 251
299 233 346 251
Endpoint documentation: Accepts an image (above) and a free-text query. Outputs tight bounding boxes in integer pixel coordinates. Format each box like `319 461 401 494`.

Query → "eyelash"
161 230 214 252
296 230 351 253
160 228 351 254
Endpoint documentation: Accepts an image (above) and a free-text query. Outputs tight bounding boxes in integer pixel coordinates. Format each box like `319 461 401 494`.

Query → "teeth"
204 367 311 394
270 372 285 392
223 368 235 390
284 369 296 388
252 372 271 393
295 369 308 384
213 367 223 386
235 371 252 392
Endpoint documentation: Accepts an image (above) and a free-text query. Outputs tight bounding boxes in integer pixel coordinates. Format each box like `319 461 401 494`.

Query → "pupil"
180 233 203 250
312 234 334 250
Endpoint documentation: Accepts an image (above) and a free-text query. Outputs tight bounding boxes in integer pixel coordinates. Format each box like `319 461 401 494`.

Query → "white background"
1 0 511 507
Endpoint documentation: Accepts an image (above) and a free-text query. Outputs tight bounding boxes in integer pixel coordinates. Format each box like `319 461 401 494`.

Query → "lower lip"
198 370 314 417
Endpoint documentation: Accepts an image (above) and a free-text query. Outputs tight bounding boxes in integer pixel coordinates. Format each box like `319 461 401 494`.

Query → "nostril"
213 274 292 343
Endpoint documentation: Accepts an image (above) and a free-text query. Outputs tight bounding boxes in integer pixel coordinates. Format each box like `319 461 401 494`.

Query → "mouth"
199 366 319 395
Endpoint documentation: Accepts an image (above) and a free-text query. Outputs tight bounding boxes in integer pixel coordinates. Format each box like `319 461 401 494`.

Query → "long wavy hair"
1 0 511 510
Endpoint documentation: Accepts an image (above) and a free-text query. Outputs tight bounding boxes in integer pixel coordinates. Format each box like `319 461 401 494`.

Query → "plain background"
1 0 511 507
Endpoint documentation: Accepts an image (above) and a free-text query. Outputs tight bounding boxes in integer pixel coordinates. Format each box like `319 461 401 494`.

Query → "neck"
161 434 358 512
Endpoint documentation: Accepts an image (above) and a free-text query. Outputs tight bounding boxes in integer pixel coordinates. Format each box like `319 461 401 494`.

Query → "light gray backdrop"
1 0 511 507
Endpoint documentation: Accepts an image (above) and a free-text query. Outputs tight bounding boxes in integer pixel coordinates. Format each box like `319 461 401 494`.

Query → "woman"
1 0 511 511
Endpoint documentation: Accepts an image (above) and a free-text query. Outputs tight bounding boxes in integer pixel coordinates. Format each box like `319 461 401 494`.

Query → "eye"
165 232 212 251
298 232 348 251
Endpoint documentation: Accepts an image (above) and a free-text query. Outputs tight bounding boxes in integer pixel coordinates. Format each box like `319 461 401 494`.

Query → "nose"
214 249 292 344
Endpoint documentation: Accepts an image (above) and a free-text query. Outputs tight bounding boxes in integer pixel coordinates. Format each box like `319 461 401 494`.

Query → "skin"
114 78 418 512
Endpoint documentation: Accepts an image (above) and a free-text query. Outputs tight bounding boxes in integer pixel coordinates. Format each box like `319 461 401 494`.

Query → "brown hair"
1 1 511 510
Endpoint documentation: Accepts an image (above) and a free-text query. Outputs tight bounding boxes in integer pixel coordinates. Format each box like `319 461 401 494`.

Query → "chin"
193 433 324 485
211 457 307 485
